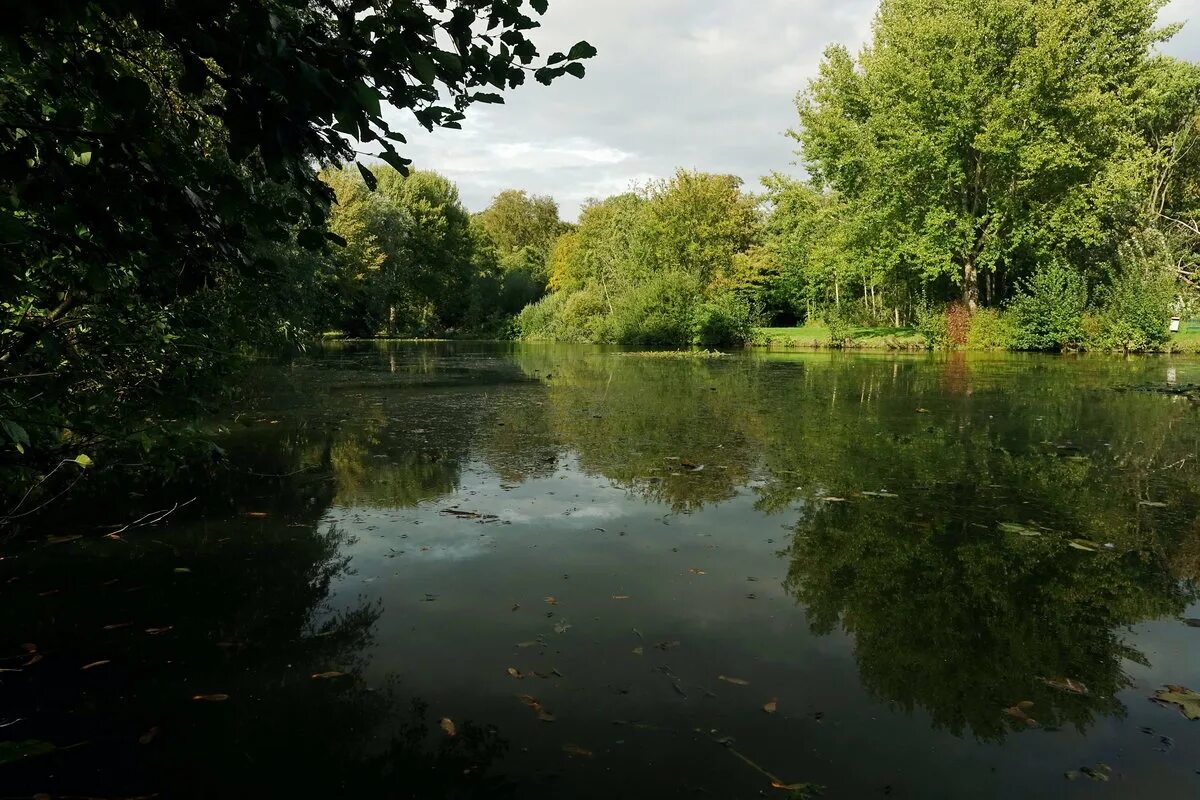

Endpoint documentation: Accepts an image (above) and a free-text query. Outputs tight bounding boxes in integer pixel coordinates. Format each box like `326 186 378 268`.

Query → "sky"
388 0 1200 220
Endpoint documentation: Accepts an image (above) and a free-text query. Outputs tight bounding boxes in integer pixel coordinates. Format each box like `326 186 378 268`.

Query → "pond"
3 342 1200 798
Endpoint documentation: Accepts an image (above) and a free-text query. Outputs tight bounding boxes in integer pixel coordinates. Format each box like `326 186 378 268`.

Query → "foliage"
965 308 1020 351
692 291 761 348
476 190 567 285
1008 263 1090 351
1089 231 1179 351
0 0 594 505
795 0 1178 312
914 303 951 350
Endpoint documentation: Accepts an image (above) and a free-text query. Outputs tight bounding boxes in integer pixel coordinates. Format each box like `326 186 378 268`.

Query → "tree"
796 0 1170 311
476 190 567 284
0 1 594 488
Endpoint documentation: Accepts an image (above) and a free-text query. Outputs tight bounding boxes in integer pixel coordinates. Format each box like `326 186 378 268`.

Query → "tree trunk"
962 259 979 312
894 306 900 327
388 305 396 336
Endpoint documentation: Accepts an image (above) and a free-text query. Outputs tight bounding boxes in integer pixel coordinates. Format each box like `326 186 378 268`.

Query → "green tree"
796 0 1170 311
477 190 567 284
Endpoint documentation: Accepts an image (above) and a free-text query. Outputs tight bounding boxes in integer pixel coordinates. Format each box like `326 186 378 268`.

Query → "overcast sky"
389 0 1200 220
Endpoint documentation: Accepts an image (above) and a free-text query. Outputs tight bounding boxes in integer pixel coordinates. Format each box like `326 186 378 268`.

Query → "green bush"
1008 263 1088 351
691 291 758 348
607 271 700 346
915 302 950 349
965 308 1019 350
1088 237 1176 352
515 291 568 340
822 303 855 347
554 286 611 342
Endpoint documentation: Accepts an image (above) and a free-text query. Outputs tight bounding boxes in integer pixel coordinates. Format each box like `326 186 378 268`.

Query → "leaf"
688 568 707 576
655 640 680 651
81 660 110 670
719 675 750 686
73 454 93 468
564 62 586 79
632 646 644 656
1184 619 1200 628
1068 539 1101 552
0 740 57 765
1139 500 1168 508
46 534 82 544
1040 677 1089 696
408 53 437 85
191 694 230 702
544 596 558 605
506 667 524 679
553 620 571 634
1152 685 1200 720
311 671 346 680
763 698 779 714
612 595 631 600
562 744 593 758
530 0 548 13
439 718 457 737
138 726 159 745
145 626 173 636
567 41 598 61
357 163 378 191
998 522 1041 536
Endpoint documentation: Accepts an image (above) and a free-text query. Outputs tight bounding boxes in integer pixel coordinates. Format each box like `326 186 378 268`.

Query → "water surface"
3 343 1200 798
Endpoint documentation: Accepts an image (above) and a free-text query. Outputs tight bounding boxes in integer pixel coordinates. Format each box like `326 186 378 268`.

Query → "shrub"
1008 263 1088 351
515 291 568 340
915 302 950 349
691 291 758 348
946 302 971 346
607 271 700 346
965 308 1019 350
823 303 855 348
1088 236 1176 352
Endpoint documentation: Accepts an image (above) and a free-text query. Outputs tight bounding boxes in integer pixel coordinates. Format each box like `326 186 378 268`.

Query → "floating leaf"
763 698 779 714
138 726 159 745
46 534 82 545
1066 763 1112 782
544 596 558 605
1040 677 1089 696
439 718 457 737
0 739 57 765
1068 539 1101 552
81 660 110 670
655 640 680 651
506 667 524 679
632 646 644 656
1003 701 1038 727
242 512 269 518
688 568 707 576
612 595 631 600
311 671 345 680
516 640 539 648
1184 619 1200 628
145 626 174 636
192 694 230 702
563 744 593 758
719 675 750 686
1152 685 1200 720
553 620 572 634
1139 500 1168 508
998 522 1041 537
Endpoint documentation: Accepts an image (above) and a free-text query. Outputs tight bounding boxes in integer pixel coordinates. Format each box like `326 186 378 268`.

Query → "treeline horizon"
314 0 1200 352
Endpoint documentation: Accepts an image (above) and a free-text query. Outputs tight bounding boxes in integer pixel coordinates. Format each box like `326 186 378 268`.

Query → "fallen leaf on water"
511 603 520 612
145 626 173 636
998 522 1042 537
1041 677 1089 696
311 671 346 680
563 744 593 758
544 596 558 605
632 646 644 656
1003 701 1038 727
81 660 110 670
1151 685 1200 720
612 595 631 600
46 534 82 545
516 641 540 648
688 568 707 576
1068 539 1101 552
1139 501 1168 508
102 622 132 631
1066 763 1112 782
719 675 750 686
516 694 556 721
553 620 571 634
507 667 524 679
242 512 269 518
173 567 191 574
138 726 159 745
192 694 230 702
655 640 680 651
770 782 824 798
763 698 778 714
440 718 457 737
1183 619 1200 628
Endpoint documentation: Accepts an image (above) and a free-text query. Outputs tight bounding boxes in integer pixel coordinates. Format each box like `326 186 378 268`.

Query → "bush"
915 302 950 349
965 308 1019 350
822 303 855 348
1088 237 1176 352
691 291 758 348
607 271 700 346
1008 263 1088 351
515 291 568 340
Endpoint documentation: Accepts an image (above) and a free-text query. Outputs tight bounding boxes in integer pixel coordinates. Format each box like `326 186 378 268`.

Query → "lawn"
756 325 925 350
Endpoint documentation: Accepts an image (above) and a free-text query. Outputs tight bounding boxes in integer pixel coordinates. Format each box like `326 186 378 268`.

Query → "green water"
3 342 1200 798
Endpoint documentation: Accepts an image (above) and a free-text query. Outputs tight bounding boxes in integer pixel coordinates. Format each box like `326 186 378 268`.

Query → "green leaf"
567 41 598 61
530 0 549 13
565 62 586 79
408 53 437 85
73 454 93 468
353 83 382 117
1153 685 1200 720
1 419 29 447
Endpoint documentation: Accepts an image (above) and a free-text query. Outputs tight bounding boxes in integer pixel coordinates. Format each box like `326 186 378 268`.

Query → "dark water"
3 342 1200 798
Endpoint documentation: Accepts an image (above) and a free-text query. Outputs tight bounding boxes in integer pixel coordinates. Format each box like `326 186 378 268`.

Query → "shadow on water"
4 342 1200 796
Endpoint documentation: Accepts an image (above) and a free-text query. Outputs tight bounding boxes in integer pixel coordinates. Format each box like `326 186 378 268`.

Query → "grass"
755 325 925 350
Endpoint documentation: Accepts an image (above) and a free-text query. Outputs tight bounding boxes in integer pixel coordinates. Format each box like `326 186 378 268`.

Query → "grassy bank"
756 325 1200 353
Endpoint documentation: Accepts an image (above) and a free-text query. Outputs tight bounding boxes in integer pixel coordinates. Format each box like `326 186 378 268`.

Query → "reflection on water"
3 342 1200 798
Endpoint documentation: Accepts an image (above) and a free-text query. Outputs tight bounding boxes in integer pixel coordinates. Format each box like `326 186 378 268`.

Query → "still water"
3 342 1200 798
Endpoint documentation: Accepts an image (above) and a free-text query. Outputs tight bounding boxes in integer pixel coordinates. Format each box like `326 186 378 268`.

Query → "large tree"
0 1 593 488
796 0 1171 310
